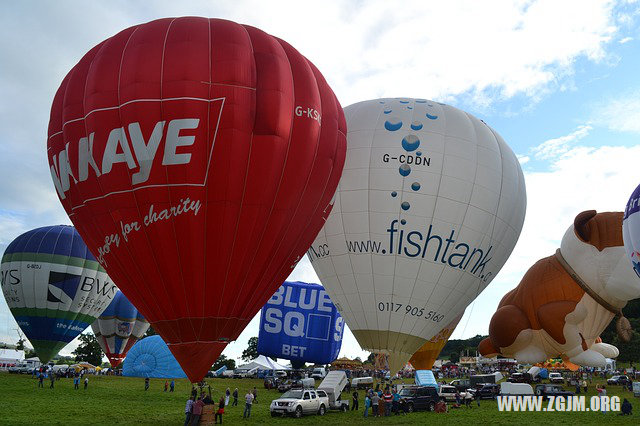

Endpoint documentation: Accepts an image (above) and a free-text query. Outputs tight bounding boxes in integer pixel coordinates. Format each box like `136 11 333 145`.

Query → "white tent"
0 349 25 366
236 355 290 371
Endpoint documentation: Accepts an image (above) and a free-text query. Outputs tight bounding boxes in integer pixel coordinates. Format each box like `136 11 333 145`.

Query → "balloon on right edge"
623 185 640 278
308 98 526 372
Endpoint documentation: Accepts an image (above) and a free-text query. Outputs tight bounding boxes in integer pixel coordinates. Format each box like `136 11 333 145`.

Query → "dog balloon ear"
574 210 597 242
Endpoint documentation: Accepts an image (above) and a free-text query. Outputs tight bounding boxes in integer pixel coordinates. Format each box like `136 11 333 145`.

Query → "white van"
500 382 534 396
311 368 327 379
351 376 374 389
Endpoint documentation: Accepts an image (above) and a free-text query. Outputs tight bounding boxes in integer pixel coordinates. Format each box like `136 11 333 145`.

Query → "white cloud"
593 89 640 132
619 36 634 43
531 124 593 160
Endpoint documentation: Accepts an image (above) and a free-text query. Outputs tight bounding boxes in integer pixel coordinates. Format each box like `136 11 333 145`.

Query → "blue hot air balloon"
91 291 150 368
122 335 186 378
1 225 117 362
257 281 343 368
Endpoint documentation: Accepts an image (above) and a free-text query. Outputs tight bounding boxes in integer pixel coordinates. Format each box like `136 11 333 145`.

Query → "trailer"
318 371 350 411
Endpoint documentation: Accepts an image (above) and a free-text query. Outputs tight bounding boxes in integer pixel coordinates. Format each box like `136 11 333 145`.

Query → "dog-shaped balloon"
479 211 640 366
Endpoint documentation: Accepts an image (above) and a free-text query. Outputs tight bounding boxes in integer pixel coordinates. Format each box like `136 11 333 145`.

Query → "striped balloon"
91 291 150 367
1 225 117 362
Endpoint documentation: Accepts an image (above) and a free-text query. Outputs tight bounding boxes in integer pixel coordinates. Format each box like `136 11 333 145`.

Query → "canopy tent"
236 355 290 371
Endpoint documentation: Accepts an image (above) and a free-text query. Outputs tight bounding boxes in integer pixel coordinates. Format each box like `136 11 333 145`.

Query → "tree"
212 355 236 371
242 337 259 362
16 339 25 351
449 352 460 363
72 333 103 366
366 353 376 364
25 349 37 359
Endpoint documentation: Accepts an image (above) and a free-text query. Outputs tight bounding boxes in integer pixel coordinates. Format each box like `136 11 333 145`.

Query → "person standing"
371 392 379 417
191 397 204 425
184 396 194 426
383 388 393 416
582 379 587 393
225 388 230 407
84 377 89 390
252 386 258 404
74 375 80 390
352 390 359 410
232 388 238 406
243 390 254 418
49 372 55 389
363 393 371 417
170 380 175 392
145 377 150 391
164 380 168 392
38 371 44 388
216 396 225 424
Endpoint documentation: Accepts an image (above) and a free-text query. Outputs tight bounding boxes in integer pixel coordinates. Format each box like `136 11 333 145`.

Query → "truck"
351 376 374 389
311 367 327 379
270 388 329 418
318 370 350 411
470 372 503 386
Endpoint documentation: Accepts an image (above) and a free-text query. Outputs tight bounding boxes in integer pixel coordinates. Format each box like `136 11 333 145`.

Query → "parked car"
439 385 473 402
534 384 575 400
548 372 564 384
311 367 327 380
270 389 329 418
607 375 631 386
398 386 439 412
500 382 534 396
449 379 471 392
469 383 500 399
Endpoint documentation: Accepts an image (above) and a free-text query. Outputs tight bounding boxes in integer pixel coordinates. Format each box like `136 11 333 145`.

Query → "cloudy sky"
2 0 640 364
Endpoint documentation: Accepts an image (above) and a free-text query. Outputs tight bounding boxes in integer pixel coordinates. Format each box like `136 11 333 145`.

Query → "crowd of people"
182 383 260 425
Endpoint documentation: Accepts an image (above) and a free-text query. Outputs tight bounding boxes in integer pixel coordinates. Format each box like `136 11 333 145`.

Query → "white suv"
548 373 564 384
270 389 329 418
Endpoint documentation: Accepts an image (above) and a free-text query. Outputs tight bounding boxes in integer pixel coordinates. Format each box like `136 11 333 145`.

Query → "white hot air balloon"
308 98 526 372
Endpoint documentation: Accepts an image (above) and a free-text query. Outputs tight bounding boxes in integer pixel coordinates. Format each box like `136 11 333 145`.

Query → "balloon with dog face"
47 17 346 382
309 98 526 372
1 225 117 363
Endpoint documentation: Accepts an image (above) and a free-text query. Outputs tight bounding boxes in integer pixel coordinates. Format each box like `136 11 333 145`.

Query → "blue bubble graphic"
384 118 403 131
399 100 409 104
416 99 427 103
399 164 411 176
411 182 421 191
401 202 410 211
384 108 392 114
416 151 422 156
407 106 413 110
391 191 397 198
411 121 423 131
426 113 438 120
401 135 420 152
400 219 407 225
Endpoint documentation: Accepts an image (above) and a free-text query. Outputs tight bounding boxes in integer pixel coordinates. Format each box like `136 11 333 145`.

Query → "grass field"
0 372 638 425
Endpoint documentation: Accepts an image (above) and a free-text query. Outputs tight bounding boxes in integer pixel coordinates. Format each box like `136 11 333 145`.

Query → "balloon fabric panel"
47 17 345 381
1 226 116 362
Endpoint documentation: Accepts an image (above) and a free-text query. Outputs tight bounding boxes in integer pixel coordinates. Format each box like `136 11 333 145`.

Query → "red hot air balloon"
47 17 346 382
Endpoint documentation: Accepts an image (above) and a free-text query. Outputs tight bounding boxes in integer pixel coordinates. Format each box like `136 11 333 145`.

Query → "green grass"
0 372 638 425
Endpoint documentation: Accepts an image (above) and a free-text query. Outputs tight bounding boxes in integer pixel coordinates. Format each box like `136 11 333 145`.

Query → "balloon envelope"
91 290 150 367
122 335 186 379
1 225 117 362
47 17 346 381
409 313 463 370
257 281 343 365
309 98 526 372
623 185 640 278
